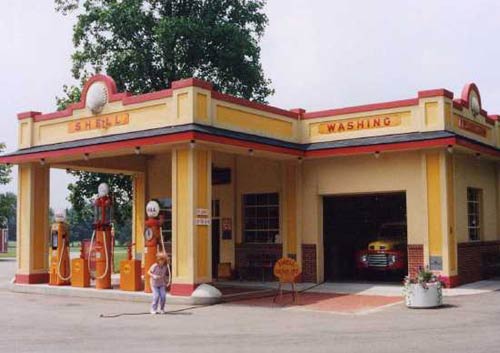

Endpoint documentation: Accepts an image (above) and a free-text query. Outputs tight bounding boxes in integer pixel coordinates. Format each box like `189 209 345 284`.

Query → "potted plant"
403 267 443 308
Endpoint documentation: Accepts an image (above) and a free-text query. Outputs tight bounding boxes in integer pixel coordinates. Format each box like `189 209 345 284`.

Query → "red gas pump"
144 200 162 293
88 183 113 290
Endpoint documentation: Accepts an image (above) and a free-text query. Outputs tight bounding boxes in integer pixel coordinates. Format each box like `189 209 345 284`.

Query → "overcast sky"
1 0 500 211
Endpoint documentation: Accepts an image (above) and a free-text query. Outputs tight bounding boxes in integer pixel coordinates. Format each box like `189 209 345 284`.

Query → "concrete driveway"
1 260 500 353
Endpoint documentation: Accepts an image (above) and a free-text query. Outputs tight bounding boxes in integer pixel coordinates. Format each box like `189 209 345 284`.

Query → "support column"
16 163 50 284
132 172 146 255
425 151 458 287
171 147 212 296
281 161 301 261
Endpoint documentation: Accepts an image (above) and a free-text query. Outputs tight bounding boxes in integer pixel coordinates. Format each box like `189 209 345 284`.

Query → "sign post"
273 257 301 303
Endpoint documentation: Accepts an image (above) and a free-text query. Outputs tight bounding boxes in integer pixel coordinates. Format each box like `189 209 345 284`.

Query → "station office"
2 75 499 294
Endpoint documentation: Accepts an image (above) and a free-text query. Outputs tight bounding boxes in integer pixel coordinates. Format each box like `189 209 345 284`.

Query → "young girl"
148 252 169 314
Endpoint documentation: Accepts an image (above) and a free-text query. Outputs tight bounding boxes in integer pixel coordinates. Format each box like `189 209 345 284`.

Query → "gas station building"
1 74 499 294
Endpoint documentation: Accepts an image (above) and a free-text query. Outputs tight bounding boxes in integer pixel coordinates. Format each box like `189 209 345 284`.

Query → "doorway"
323 192 408 282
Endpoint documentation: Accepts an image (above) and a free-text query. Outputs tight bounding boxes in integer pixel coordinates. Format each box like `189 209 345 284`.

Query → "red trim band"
194 132 303 156
0 132 195 163
418 89 454 99
455 137 500 158
303 98 418 120
211 90 299 119
15 273 49 284
171 78 213 91
440 275 460 288
2 132 499 164
170 283 198 296
305 137 457 158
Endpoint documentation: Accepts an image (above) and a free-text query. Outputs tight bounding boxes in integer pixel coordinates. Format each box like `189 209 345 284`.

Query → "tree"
0 192 16 240
65 206 93 245
0 143 11 185
0 143 13 240
55 0 273 102
67 171 132 245
55 0 273 242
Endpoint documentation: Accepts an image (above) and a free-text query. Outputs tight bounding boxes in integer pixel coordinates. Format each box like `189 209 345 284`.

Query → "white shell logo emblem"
470 94 480 116
86 82 109 114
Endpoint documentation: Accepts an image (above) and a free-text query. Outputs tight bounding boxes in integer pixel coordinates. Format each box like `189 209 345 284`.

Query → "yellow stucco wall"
16 164 50 274
147 153 172 200
454 153 498 243
34 101 173 146
173 149 190 280
426 152 443 257
301 151 429 282
283 162 298 257
195 149 211 280
215 105 295 140
132 173 146 253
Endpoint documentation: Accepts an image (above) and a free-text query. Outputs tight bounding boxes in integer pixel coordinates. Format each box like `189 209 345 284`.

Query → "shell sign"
68 113 129 133
273 257 301 283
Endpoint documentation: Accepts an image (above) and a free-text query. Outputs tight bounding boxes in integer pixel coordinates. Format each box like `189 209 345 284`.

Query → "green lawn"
1 243 130 273
113 246 128 273
0 241 16 258
69 245 130 273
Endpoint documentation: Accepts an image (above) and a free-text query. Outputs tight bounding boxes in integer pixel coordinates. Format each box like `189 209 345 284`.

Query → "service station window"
467 187 482 241
157 198 172 242
243 193 280 243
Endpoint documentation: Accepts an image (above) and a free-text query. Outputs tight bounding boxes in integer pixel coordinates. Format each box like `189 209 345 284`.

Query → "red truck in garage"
356 222 407 276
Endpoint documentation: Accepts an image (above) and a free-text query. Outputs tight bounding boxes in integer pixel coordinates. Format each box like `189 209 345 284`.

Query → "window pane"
467 187 482 241
243 193 280 243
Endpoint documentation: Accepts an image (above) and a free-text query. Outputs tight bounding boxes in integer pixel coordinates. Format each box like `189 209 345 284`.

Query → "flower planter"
405 282 442 308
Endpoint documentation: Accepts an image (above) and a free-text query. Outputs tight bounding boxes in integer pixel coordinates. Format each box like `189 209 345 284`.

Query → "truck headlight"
360 255 368 263
388 255 396 264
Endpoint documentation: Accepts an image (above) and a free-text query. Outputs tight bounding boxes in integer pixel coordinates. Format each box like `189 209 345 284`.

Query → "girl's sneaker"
159 309 166 314
150 310 157 315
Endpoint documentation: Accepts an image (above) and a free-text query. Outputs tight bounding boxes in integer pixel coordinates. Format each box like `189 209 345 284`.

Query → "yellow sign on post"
273 257 301 303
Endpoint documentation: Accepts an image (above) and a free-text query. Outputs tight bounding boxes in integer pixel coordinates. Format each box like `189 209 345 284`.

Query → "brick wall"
458 241 500 285
407 244 424 278
301 244 317 283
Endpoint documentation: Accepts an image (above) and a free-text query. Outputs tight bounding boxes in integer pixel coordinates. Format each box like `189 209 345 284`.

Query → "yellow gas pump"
49 210 71 286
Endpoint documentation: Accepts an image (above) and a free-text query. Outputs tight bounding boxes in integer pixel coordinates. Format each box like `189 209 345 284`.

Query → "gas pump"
49 210 71 286
144 200 162 293
88 183 113 290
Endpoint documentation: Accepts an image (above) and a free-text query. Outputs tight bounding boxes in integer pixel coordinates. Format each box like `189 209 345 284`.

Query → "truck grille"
367 253 388 267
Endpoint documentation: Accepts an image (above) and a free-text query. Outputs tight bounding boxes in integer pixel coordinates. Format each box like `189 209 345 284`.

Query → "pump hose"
159 227 172 288
88 230 96 277
99 281 327 319
56 238 72 281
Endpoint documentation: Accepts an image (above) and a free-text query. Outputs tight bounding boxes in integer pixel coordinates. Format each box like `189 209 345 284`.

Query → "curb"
8 283 221 305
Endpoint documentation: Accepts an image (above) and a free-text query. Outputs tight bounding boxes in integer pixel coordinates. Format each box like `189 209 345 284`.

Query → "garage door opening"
323 192 408 282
